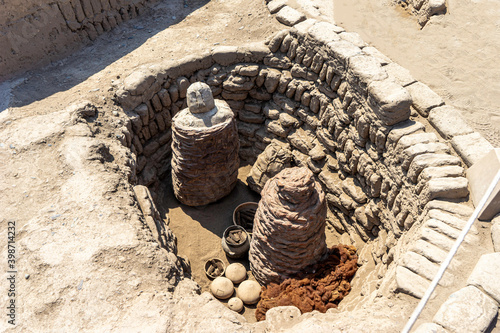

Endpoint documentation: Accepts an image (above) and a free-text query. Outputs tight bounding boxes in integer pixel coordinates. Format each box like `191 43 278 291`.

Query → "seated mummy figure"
171 82 240 206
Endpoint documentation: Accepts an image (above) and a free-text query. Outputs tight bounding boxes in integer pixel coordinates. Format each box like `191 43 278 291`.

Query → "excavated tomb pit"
114 23 484 325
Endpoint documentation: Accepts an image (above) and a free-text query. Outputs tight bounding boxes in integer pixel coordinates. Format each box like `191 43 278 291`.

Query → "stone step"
401 251 453 286
427 209 478 234
467 252 500 304
433 286 498 333
424 219 479 245
424 200 474 219
421 228 455 252
395 266 430 299
413 323 447 333
410 239 448 264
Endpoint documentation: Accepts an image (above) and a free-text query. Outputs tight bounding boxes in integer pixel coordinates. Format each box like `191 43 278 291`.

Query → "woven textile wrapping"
171 116 239 206
249 167 327 285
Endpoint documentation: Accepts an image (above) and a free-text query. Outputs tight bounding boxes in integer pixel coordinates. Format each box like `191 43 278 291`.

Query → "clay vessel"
221 225 250 259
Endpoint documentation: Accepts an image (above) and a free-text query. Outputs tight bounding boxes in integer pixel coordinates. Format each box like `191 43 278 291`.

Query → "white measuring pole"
402 168 500 333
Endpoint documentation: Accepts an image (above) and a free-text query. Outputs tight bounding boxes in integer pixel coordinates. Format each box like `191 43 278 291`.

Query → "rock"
386 120 425 149
424 201 473 219
268 29 289 53
405 82 444 117
267 0 287 14
288 127 315 154
210 277 234 300
419 177 469 202
342 177 367 204
177 77 189 99
279 112 300 127
239 65 260 77
401 142 450 170
327 40 362 67
396 266 429 299
407 153 462 183
421 228 455 251
174 278 201 298
266 119 290 138
67 100 97 118
239 109 265 124
309 144 326 161
433 286 498 333
425 218 477 244
401 251 452 286
276 6 306 26
293 18 317 35
492 215 500 252
212 46 239 66
339 32 366 48
410 240 447 264
428 105 474 139
367 78 412 126
383 62 416 87
238 122 261 137
123 70 154 96
237 280 261 305
265 306 302 332
265 69 282 93
452 132 495 167
413 323 447 333
263 103 280 120
227 297 244 312
466 148 500 220
467 252 500 303
396 132 438 153
247 140 292 194
363 46 392 66
417 165 464 183
307 22 342 45
348 55 388 92
427 209 477 234
225 263 247 284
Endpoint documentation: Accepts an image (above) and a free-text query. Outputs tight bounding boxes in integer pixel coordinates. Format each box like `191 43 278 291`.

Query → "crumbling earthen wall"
0 0 159 78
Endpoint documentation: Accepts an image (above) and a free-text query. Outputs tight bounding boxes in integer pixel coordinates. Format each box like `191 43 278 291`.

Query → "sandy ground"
156 164 261 321
1 0 500 329
333 0 500 147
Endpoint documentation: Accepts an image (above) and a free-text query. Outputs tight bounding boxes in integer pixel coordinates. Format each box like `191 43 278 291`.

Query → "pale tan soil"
333 0 500 147
1 0 500 330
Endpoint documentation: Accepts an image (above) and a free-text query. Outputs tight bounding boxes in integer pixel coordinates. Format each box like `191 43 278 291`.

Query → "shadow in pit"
7 0 210 108
157 169 261 241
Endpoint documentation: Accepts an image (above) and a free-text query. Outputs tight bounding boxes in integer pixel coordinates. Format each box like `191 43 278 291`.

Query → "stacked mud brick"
115 20 470 281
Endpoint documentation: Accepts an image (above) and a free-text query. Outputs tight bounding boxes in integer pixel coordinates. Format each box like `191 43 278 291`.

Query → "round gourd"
236 280 261 304
225 263 247 284
210 277 234 300
227 297 244 312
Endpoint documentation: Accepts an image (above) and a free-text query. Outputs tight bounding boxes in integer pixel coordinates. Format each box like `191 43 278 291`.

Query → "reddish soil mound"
255 244 358 321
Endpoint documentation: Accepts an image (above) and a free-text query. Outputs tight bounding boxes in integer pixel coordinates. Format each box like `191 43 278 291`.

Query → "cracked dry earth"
1 0 500 332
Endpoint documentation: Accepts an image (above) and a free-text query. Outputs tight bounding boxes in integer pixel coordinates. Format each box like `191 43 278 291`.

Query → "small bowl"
205 258 226 279
233 202 258 235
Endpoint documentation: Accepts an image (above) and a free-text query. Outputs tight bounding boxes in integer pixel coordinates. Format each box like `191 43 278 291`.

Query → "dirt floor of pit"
155 164 344 322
